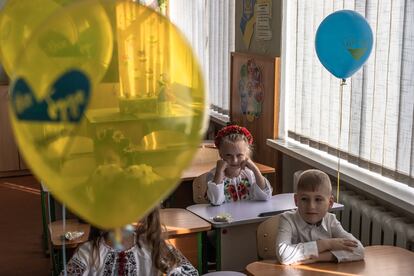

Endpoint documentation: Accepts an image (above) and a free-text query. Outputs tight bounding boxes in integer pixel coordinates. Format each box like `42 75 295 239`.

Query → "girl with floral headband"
207 125 272 205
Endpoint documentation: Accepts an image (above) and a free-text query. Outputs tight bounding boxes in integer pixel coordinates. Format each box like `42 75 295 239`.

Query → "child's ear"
329 195 334 208
294 193 298 207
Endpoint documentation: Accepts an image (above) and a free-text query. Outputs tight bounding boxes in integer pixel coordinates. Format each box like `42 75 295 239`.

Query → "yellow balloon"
9 0 206 229
0 0 62 76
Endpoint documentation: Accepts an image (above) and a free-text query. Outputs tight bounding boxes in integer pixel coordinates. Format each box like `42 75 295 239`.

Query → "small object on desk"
213 213 232 222
63 231 84 241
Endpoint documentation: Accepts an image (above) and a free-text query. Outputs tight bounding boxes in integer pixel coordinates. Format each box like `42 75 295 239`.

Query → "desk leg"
51 247 62 276
49 193 56 222
197 233 203 274
201 232 209 274
215 229 221 271
40 189 49 255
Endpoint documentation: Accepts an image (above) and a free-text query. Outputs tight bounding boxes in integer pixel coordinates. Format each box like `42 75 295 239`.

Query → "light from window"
284 0 414 187
169 0 235 116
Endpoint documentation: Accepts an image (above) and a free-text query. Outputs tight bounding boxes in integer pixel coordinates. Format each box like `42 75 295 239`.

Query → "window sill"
267 138 414 216
209 109 229 126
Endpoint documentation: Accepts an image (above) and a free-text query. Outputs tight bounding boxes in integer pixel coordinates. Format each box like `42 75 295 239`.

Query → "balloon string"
62 204 67 276
337 79 346 202
114 227 123 251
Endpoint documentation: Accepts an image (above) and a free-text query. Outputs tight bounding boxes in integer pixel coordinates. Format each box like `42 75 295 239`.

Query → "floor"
0 175 50 275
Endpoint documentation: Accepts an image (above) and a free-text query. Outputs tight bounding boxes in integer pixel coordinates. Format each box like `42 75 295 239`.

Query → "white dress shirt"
206 167 272 205
276 210 364 265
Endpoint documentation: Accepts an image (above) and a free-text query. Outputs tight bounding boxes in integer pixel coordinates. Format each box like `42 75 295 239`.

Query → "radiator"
335 189 414 251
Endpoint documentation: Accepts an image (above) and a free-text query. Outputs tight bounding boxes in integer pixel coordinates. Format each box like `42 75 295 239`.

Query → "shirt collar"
294 209 328 231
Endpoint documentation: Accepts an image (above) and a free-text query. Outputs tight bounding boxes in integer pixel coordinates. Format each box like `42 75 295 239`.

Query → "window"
284 0 414 187
169 0 235 116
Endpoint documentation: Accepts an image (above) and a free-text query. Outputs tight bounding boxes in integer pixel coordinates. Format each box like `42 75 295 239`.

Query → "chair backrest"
256 215 280 260
192 172 210 204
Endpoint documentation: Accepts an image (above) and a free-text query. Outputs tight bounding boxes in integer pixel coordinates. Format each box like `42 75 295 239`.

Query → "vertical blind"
285 0 414 186
169 0 235 115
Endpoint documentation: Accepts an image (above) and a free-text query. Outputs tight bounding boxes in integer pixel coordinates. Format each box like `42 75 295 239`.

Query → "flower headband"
214 125 254 148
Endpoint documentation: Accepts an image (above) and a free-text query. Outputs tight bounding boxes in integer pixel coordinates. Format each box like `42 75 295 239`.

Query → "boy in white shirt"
276 169 364 265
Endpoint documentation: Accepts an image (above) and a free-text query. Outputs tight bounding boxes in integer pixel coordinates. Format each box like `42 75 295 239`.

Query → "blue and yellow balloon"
7 0 206 229
315 10 373 79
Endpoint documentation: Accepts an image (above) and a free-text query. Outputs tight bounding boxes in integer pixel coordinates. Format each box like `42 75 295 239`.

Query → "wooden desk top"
246 246 414 276
49 209 211 247
49 219 90 248
160 208 211 237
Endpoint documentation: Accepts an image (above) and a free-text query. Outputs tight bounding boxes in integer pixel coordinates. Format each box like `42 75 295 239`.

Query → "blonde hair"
297 169 332 193
220 134 253 157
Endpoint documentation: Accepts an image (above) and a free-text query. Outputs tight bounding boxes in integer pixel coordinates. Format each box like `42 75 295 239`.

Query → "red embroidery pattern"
118 251 126 276
224 177 251 202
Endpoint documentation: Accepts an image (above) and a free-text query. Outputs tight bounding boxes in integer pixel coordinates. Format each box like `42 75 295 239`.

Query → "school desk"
48 219 90 275
48 208 211 275
245 245 414 276
159 208 211 274
186 193 344 271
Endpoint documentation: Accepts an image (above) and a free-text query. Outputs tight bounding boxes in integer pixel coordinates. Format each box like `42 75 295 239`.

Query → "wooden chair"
192 172 210 204
256 215 280 260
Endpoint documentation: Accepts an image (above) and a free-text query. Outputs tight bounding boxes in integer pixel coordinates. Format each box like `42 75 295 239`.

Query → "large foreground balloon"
9 0 206 229
315 10 373 79
0 0 62 77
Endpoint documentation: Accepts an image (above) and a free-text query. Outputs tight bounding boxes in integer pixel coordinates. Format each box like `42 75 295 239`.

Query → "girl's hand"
242 158 267 190
216 159 228 172
242 158 257 171
214 159 228 184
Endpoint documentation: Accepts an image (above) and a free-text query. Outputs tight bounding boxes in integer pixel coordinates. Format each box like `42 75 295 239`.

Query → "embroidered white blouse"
206 167 272 205
276 210 365 265
61 238 198 276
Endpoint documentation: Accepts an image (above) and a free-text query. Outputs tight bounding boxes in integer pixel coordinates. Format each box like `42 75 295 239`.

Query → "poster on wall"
240 0 256 48
230 52 281 144
238 59 264 122
255 0 272 41
240 0 273 49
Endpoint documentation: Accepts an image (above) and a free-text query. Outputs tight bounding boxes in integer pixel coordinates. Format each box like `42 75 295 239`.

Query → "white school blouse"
62 238 198 276
276 210 365 265
206 167 272 205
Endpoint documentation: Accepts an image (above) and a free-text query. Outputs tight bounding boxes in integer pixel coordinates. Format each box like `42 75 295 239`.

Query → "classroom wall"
232 0 283 192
